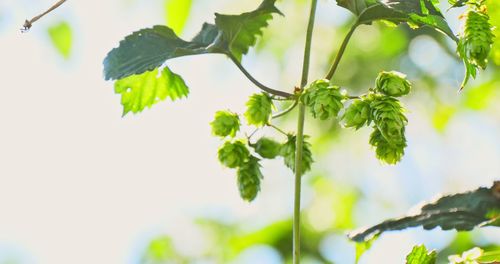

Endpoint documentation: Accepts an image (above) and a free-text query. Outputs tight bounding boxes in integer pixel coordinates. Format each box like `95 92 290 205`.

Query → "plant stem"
325 22 359 80
267 123 288 136
272 100 298 119
229 54 294 98
22 0 67 31
294 0 318 263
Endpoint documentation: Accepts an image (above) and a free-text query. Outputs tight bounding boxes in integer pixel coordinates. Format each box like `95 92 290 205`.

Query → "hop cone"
237 156 263 202
280 135 313 176
218 140 250 168
302 80 345 120
370 95 408 144
253 137 281 159
461 9 494 69
210 111 240 138
343 99 372 130
244 93 274 127
369 128 406 164
375 71 412 97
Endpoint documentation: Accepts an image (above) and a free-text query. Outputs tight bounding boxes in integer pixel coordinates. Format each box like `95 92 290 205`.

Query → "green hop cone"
218 140 250 169
370 95 408 144
210 111 240 138
375 71 412 97
343 99 372 130
237 156 263 202
244 93 274 127
460 9 495 69
280 135 314 176
302 80 345 120
252 137 282 159
369 128 406 164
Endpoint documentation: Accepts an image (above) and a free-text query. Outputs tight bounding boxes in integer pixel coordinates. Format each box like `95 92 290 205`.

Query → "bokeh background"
0 0 499 263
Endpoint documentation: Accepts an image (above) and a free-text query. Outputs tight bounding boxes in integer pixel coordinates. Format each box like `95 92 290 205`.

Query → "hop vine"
251 137 282 159
302 79 346 120
218 140 250 169
211 111 240 138
237 156 263 202
280 135 314 176
244 93 274 127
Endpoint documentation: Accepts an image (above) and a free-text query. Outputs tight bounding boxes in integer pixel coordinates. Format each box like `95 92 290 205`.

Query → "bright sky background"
0 1 499 264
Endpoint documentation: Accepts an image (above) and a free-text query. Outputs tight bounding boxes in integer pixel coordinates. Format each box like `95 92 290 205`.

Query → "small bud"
375 71 411 97
343 99 372 130
461 9 494 69
237 156 263 202
210 111 240 138
302 80 346 120
244 93 274 127
370 95 408 144
280 135 314 176
218 140 250 169
253 137 282 159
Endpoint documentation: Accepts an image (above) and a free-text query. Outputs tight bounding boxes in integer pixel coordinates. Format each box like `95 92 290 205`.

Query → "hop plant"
237 156 263 202
369 128 406 164
218 140 250 169
343 99 372 130
459 8 494 69
280 135 313 176
302 79 345 120
211 111 240 138
244 93 274 127
370 95 408 144
252 137 282 159
375 71 412 97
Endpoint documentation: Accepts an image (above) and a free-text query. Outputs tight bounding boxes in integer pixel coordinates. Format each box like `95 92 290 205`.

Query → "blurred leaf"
114 67 188 115
487 1 500 65
432 104 456 132
348 182 500 242
48 21 72 59
215 0 282 61
141 235 185 263
336 0 457 41
355 236 377 264
104 0 281 80
448 247 483 264
230 220 292 254
462 81 499 111
478 249 500 263
406 245 437 264
165 0 192 35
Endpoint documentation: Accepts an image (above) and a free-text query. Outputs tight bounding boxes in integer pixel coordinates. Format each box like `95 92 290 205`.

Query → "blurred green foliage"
47 21 72 59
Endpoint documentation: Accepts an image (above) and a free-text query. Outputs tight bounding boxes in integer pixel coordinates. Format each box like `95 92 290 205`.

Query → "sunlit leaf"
406 245 437 264
348 181 500 242
432 104 456 133
114 67 189 115
462 80 499 111
48 21 72 59
478 249 500 263
355 236 377 264
165 0 192 35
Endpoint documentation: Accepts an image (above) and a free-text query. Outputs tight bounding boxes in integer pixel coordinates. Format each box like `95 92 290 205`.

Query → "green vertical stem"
294 0 318 263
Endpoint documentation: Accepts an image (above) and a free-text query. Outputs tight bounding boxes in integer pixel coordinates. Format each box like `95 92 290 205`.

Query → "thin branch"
267 123 289 136
324 22 359 80
22 0 67 32
272 100 299 119
228 54 294 98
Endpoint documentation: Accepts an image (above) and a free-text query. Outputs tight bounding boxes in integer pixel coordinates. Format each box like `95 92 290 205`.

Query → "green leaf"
164 0 192 35
215 0 283 61
478 249 500 263
104 0 281 80
348 181 500 242
406 245 437 264
48 21 72 59
114 67 189 116
337 0 457 41
355 236 378 264
104 23 223 80
449 247 484 264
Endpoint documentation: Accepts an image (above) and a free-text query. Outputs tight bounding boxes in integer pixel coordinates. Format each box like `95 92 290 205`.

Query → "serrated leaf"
114 67 189 116
348 181 500 242
104 0 281 80
48 21 72 59
337 0 457 41
215 0 282 61
104 24 223 81
406 245 437 264
165 0 192 35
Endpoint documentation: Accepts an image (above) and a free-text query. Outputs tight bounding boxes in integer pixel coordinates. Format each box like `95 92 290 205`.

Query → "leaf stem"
325 22 359 80
229 54 294 98
294 0 318 263
267 123 289 137
22 0 67 32
272 100 299 119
